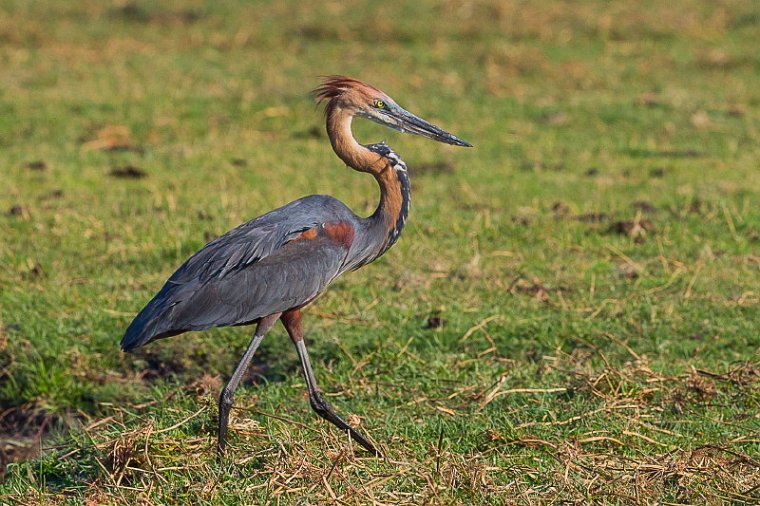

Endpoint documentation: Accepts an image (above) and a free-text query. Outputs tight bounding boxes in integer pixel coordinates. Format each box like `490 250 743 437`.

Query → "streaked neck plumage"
325 104 411 269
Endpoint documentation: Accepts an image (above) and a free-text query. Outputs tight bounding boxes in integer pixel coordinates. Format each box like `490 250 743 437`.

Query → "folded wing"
121 196 356 350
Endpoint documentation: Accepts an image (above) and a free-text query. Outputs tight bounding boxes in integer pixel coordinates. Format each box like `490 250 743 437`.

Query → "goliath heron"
121 76 471 456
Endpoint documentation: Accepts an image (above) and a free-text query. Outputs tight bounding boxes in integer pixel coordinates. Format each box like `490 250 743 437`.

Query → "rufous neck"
326 105 386 173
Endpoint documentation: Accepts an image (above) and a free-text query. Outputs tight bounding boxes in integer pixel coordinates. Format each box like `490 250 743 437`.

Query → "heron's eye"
374 100 385 109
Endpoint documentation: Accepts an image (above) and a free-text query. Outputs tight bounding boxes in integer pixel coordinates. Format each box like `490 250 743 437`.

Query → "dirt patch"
636 91 670 109
39 189 64 201
607 218 654 242
0 405 59 482
128 347 189 382
296 24 350 42
632 200 657 212
23 160 47 171
126 344 273 388
550 201 570 217
7 204 30 219
584 167 599 176
508 276 569 303
627 149 705 159
292 126 322 139
519 160 565 172
110 166 147 179
511 215 533 226
575 212 609 223
111 2 202 25
423 315 446 329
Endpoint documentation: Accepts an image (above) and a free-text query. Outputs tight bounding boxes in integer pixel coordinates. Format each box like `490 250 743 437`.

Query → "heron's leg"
217 312 280 454
281 310 381 456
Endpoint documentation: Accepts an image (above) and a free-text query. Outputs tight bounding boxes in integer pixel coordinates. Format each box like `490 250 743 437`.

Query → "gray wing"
121 195 356 350
172 196 348 283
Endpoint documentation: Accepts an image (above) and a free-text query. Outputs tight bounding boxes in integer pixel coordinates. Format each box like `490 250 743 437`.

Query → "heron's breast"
323 222 355 248
288 221 356 250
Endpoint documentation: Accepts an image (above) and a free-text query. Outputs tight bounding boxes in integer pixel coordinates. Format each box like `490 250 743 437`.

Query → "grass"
0 0 758 503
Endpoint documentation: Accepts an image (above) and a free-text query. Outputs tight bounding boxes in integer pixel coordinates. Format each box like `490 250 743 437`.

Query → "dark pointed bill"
373 106 473 147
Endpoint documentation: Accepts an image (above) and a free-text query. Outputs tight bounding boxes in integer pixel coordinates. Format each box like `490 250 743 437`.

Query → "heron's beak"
372 106 472 147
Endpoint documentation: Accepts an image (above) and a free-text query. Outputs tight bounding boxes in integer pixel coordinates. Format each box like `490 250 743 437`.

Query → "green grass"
1 0 759 503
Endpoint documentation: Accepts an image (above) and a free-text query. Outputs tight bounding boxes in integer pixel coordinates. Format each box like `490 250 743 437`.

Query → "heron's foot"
353 433 381 457
342 422 381 456
309 392 381 457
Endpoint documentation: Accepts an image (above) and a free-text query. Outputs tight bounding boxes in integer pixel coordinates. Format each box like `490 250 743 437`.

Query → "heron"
121 76 471 456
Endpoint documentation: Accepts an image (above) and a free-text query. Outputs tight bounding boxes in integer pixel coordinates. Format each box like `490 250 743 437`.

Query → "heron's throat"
326 105 386 173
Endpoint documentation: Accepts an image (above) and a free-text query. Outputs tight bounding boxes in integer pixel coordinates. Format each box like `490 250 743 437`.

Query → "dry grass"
5 352 758 504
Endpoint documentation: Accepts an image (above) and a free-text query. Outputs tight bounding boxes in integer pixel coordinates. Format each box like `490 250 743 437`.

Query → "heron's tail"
120 293 184 352
121 317 154 352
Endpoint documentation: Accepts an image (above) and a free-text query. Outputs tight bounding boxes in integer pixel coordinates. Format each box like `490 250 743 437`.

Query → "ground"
0 0 758 504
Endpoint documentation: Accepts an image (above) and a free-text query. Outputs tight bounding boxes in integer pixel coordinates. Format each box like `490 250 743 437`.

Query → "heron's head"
313 76 472 147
